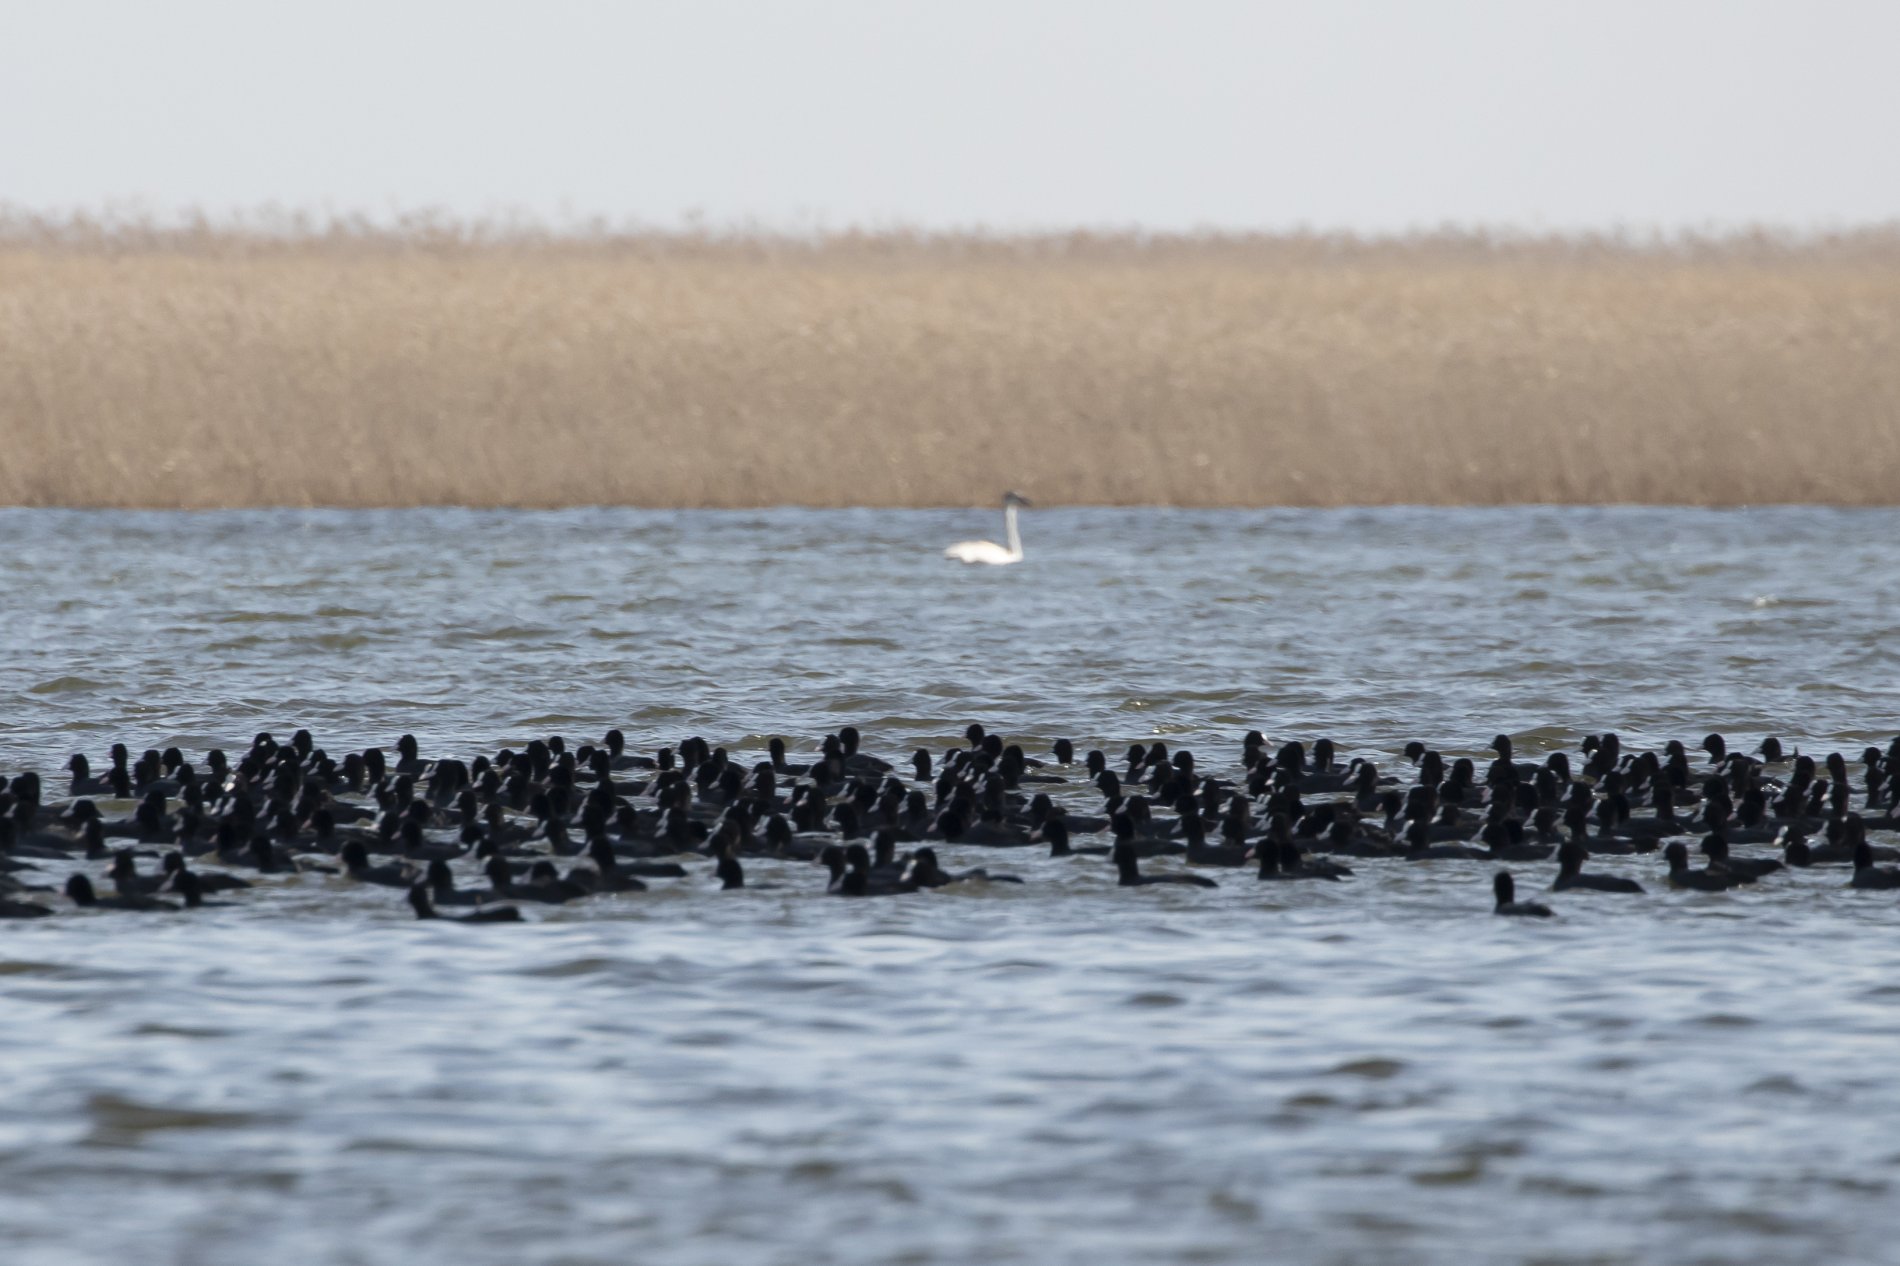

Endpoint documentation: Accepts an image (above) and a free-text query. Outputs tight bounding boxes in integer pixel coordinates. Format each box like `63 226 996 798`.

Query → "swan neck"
1003 504 1022 558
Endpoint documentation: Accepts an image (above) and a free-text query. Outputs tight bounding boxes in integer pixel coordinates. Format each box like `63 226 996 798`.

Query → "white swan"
944 492 1030 565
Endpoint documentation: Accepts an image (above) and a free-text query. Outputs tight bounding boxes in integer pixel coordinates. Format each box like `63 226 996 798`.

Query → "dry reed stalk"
2 221 1897 507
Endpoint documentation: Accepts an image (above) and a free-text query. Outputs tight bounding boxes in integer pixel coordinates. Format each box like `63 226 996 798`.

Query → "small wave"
1410 1156 1486 1186
0 960 85 978
516 955 623 978
511 714 610 730
27 675 105 694
301 633 373 651
212 611 309 624
128 1023 230 1039
439 625 558 644
84 1092 275 1138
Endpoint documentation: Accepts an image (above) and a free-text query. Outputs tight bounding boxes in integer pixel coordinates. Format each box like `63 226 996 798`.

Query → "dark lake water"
4 506 1900 1265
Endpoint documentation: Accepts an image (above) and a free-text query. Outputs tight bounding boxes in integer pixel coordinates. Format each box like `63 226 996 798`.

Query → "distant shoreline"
4 223 1897 509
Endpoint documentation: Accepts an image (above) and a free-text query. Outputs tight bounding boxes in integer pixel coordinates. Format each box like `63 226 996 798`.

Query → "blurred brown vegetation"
3 212 1898 507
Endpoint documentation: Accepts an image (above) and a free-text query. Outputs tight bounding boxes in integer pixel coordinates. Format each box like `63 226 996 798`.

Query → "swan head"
1002 491 1031 508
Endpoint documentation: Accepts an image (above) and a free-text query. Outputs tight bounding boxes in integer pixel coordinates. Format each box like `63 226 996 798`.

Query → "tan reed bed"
2 217 1899 508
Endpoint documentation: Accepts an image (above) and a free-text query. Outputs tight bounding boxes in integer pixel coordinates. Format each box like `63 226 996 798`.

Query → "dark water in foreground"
4 506 1900 1265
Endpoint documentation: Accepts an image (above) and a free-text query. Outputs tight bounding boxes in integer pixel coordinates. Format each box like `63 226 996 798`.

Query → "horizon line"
7 203 1900 255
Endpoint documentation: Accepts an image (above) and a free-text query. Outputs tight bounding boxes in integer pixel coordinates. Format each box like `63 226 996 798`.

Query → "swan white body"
945 496 1026 565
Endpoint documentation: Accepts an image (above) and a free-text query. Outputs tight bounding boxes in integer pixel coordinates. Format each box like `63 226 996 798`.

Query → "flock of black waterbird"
6 724 1900 924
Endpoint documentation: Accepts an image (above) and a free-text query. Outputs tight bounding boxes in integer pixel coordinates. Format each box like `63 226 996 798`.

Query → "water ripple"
3 507 1900 1264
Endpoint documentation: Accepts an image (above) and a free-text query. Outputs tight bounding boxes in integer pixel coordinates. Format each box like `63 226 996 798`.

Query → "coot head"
907 846 946 885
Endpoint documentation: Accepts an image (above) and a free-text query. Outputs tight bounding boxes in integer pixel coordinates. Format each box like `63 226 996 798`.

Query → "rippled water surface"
5 506 1900 1265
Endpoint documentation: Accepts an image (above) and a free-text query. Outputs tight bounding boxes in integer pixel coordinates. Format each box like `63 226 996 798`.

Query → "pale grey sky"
4 0 1897 233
